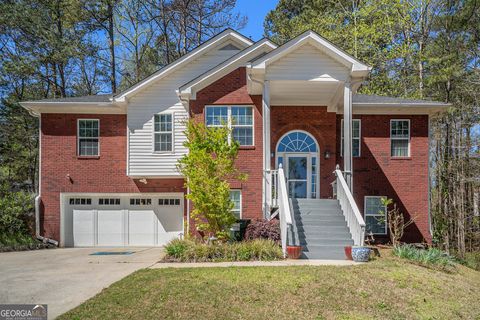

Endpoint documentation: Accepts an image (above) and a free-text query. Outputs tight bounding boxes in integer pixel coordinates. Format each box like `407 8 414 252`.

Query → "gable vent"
219 43 240 51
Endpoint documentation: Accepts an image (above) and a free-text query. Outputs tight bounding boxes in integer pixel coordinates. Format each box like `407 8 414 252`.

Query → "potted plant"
351 246 371 262
344 245 353 260
286 245 302 259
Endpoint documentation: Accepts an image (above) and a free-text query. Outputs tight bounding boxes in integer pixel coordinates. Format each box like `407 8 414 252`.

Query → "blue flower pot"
351 246 371 262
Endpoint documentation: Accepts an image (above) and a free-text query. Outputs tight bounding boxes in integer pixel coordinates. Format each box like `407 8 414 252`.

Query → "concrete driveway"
0 247 164 319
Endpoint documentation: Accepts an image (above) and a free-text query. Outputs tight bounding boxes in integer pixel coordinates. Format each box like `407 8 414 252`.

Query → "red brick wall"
40 113 185 241
190 67 264 220
270 106 337 199
336 115 430 243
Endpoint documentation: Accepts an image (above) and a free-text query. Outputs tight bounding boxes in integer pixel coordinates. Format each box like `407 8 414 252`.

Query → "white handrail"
334 167 366 246
277 164 293 257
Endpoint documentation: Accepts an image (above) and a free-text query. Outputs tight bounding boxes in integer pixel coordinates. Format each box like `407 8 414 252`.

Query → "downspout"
26 108 58 246
177 91 191 236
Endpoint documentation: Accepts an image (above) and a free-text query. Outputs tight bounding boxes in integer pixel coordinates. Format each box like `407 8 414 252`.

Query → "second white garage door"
63 194 183 247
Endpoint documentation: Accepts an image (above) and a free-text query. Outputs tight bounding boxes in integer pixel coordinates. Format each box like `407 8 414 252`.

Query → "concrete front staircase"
288 199 353 260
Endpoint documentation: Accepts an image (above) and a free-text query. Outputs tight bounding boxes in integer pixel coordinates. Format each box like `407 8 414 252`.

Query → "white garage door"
63 194 183 247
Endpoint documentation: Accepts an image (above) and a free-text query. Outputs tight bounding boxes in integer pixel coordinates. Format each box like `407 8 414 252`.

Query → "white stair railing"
265 169 279 211
277 164 293 257
334 166 366 246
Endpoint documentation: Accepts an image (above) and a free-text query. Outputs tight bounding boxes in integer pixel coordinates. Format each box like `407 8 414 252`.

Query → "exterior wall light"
324 150 331 159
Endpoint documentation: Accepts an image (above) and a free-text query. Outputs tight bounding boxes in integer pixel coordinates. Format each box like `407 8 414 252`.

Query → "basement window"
229 190 242 219
364 196 387 235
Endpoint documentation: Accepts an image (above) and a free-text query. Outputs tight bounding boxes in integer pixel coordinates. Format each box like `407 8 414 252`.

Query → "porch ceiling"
270 80 342 107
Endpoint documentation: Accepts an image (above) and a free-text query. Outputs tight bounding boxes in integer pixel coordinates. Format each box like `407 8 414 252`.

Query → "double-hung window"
391 120 410 157
154 114 173 152
364 196 387 235
78 119 99 156
205 106 253 146
341 119 361 157
229 190 242 219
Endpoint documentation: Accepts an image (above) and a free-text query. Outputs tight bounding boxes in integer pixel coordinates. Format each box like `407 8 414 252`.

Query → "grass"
163 238 283 262
59 250 480 320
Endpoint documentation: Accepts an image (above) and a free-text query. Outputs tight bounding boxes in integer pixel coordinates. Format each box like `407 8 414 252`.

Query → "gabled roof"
114 28 253 102
248 30 371 77
177 38 277 99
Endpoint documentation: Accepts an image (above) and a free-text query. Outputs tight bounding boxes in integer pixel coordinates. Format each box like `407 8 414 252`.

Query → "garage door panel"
97 210 124 246
73 210 95 247
155 207 183 232
128 210 155 246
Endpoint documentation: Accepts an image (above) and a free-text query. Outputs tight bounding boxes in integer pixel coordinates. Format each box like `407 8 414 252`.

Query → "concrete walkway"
151 259 360 268
0 247 164 319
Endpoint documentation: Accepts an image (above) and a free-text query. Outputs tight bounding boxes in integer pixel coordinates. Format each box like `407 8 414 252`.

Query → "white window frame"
205 105 254 146
364 196 387 235
152 113 174 153
390 119 410 157
77 119 100 157
340 119 361 157
229 190 242 219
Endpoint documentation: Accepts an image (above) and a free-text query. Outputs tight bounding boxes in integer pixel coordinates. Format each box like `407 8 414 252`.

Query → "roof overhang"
114 29 254 102
177 38 277 101
19 101 126 116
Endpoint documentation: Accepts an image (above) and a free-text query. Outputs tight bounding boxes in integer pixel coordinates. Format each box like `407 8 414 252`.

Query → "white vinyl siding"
78 119 99 156
205 106 254 146
340 119 361 157
153 114 173 152
230 190 241 219
266 43 349 82
127 45 240 176
364 196 387 235
391 120 410 157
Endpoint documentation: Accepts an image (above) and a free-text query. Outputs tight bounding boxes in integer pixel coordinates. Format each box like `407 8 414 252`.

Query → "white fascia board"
250 30 371 73
114 29 254 102
178 39 277 99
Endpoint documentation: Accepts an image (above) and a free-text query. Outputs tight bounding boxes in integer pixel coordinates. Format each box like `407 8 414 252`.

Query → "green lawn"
59 252 480 320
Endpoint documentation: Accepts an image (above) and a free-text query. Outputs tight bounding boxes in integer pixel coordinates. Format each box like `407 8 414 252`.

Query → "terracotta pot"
287 245 302 259
344 246 353 260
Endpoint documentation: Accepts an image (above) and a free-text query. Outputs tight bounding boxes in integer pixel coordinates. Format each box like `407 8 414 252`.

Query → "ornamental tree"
177 119 246 240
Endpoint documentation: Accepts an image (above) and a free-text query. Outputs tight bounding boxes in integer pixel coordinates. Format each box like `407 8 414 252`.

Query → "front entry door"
286 155 309 198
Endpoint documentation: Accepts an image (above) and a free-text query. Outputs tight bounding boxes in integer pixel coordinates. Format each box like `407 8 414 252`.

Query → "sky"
234 0 279 41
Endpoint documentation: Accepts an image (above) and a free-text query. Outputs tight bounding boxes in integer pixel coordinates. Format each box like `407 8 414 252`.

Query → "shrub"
393 244 456 271
0 184 34 236
163 238 283 262
244 218 280 243
459 252 480 271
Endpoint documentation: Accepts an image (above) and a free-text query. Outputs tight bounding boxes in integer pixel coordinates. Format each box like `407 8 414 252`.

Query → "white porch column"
343 79 353 190
263 80 271 217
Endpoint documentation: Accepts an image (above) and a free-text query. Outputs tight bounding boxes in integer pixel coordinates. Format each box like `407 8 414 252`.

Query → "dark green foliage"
393 244 456 271
0 183 35 236
163 238 283 262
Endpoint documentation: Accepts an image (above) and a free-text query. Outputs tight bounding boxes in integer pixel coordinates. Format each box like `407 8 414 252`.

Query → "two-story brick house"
21 29 448 258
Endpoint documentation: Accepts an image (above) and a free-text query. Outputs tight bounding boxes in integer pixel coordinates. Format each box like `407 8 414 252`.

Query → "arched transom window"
277 131 318 153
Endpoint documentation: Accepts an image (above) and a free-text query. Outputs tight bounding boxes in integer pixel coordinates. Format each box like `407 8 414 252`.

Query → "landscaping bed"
58 250 480 320
163 238 283 262
0 233 56 252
